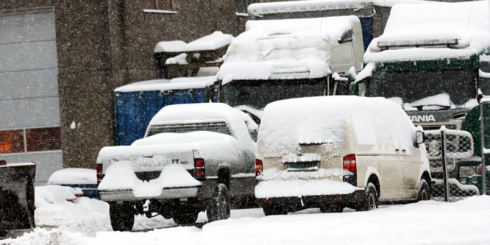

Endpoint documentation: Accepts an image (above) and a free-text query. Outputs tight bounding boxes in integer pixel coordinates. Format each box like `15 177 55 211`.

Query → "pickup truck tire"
206 184 230 222
357 182 378 211
173 209 199 226
417 179 431 201
109 203 135 231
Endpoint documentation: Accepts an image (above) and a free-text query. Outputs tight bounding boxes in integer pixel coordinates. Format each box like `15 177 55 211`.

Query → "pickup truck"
0 161 36 238
97 103 257 230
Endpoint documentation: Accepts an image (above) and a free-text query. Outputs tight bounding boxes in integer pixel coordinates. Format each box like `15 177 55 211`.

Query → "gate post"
441 127 449 202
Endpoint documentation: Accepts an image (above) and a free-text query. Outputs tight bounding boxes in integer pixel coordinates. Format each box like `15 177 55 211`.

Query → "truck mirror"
415 131 425 147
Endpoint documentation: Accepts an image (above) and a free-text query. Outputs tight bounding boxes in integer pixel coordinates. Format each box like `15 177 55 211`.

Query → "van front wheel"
417 179 431 201
357 183 378 211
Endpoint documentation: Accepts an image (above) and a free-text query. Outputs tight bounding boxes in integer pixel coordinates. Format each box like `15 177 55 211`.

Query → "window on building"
26 127 61 152
0 130 24 154
144 0 173 11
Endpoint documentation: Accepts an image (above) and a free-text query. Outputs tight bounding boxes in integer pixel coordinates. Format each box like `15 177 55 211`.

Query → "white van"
254 96 431 215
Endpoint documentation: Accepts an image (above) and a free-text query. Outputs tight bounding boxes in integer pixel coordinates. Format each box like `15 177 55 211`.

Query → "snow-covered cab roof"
217 16 363 81
365 1 490 63
148 103 258 131
257 96 415 157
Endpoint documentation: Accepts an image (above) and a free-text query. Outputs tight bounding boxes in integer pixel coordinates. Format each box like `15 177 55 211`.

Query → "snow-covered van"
254 96 431 214
217 16 364 110
97 103 257 230
353 2 490 195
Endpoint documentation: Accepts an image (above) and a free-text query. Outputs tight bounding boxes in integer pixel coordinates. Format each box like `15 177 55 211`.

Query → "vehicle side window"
249 129 258 142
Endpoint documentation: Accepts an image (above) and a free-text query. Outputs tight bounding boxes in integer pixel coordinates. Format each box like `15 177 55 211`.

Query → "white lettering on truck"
410 115 436 123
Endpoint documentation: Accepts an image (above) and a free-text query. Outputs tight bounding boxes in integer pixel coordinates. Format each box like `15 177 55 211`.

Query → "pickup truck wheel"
173 210 199 226
356 182 378 211
206 184 230 222
417 179 431 201
109 203 135 231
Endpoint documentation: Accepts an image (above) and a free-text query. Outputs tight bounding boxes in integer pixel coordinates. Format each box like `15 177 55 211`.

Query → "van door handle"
402 149 406 153
395 149 399 152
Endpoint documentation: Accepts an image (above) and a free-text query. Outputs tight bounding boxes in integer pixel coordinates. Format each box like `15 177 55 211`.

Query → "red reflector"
195 158 205 177
255 159 263 176
96 163 103 182
343 154 357 172
0 160 6 166
477 166 483 175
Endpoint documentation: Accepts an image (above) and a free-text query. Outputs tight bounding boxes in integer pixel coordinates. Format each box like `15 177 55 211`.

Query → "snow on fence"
424 127 478 201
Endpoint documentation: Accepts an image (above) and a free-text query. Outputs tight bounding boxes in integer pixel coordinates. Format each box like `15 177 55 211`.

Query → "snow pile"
165 53 188 65
5 229 88 245
34 186 111 236
47 168 96 185
248 0 431 16
98 163 201 197
154 32 233 53
217 16 360 81
257 96 415 158
390 94 480 111
114 75 217 93
365 1 490 62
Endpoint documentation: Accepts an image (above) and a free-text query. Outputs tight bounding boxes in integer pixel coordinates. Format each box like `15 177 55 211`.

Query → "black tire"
263 204 288 216
206 184 231 222
357 182 378 211
109 203 135 232
417 179 431 201
173 210 199 226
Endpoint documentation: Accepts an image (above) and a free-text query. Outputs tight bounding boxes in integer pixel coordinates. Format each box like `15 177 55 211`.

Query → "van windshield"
220 79 325 109
371 69 477 106
146 122 231 137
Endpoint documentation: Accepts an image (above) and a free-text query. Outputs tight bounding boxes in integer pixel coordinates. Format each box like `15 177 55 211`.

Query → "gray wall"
0 9 62 183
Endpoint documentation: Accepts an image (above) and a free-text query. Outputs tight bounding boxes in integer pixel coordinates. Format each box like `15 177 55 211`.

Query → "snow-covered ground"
2 185 490 245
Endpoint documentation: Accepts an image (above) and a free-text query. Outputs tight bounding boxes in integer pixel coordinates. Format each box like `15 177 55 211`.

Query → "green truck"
352 2 490 196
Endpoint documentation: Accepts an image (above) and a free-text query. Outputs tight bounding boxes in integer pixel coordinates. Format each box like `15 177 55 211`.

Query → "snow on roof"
365 1 490 63
114 76 215 93
114 67 219 93
248 0 429 16
217 16 359 81
257 96 415 158
154 32 233 53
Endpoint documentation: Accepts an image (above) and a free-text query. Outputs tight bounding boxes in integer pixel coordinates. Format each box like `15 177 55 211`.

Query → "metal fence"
424 127 479 201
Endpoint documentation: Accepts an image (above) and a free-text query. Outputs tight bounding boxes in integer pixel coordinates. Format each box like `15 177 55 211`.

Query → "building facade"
0 0 470 183
0 0 247 183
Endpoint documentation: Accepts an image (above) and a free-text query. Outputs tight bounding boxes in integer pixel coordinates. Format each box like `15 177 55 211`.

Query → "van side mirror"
414 131 425 147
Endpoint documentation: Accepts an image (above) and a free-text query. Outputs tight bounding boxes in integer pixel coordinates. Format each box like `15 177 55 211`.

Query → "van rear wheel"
357 182 378 211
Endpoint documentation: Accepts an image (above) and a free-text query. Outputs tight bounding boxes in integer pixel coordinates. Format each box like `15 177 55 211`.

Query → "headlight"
471 176 479 185
460 178 467 184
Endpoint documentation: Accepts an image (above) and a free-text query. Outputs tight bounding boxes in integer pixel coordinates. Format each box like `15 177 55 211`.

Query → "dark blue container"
114 87 210 146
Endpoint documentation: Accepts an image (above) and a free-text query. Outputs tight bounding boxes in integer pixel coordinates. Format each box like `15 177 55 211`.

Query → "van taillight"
195 158 205 177
343 154 357 172
96 163 103 184
255 159 263 176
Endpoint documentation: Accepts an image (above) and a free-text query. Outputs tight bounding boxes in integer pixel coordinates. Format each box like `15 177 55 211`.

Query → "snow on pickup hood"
132 131 233 146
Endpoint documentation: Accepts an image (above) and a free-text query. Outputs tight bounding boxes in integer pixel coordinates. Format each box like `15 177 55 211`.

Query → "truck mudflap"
0 162 36 235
